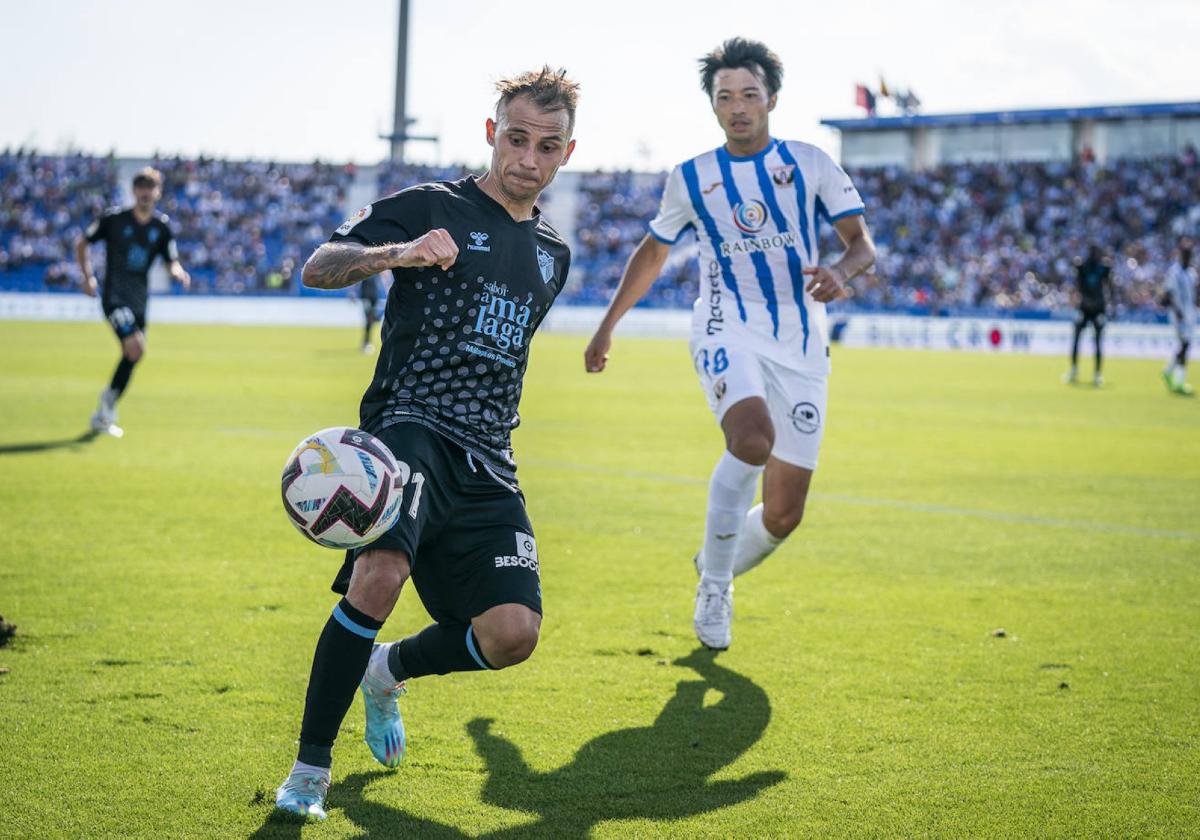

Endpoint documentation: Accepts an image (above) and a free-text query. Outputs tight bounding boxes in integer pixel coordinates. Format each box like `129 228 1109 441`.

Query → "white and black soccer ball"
281 427 403 549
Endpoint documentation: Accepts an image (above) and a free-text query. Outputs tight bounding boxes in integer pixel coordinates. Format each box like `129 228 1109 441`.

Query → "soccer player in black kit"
74 167 190 435
1064 244 1114 387
273 67 578 820
358 273 383 353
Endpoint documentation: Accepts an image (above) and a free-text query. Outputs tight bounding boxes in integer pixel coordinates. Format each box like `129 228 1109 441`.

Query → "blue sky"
3 0 1197 170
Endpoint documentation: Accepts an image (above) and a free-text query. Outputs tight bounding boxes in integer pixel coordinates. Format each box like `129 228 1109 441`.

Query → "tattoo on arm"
302 241 405 290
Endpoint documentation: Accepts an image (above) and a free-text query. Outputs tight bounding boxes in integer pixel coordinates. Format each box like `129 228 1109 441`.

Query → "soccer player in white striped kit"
1163 238 1197 396
585 37 876 649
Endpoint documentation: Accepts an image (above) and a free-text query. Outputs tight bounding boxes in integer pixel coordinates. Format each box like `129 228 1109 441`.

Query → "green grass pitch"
1 320 1197 838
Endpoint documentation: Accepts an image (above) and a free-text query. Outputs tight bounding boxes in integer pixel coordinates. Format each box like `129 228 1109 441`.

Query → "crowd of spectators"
847 149 1200 315
376 161 473 197
152 156 354 294
565 149 1200 316
3 147 1196 315
566 170 699 308
0 150 120 272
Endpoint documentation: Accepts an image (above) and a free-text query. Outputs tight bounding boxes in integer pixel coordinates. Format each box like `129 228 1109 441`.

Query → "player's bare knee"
728 431 773 465
490 625 539 668
763 501 805 538
347 549 410 616
475 607 540 668
124 342 144 362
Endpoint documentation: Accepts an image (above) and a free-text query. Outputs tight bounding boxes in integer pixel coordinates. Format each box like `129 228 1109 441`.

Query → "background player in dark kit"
274 67 578 820
74 166 190 435
357 273 383 353
1065 243 1114 387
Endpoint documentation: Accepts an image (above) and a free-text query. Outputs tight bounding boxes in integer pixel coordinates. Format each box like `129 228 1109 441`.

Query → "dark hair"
495 66 581 135
699 37 783 99
132 166 162 189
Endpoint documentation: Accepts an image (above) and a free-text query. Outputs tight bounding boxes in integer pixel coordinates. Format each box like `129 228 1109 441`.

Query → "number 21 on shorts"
392 461 426 519
696 346 729 377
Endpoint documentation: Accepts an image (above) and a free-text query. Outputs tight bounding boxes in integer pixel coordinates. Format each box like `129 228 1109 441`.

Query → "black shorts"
1075 309 1106 331
331 422 541 624
103 303 146 339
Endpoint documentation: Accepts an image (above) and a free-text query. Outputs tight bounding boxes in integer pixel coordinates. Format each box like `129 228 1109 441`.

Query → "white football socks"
700 451 763 585
731 503 784 577
364 641 397 687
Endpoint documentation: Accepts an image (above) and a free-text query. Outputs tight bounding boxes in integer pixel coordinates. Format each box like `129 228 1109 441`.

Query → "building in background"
822 101 1200 169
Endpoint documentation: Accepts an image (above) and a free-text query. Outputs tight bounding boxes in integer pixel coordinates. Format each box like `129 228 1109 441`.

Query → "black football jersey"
330 176 571 479
85 208 177 312
1077 259 1111 313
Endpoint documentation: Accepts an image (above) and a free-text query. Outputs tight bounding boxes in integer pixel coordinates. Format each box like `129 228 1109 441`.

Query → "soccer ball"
281 427 403 549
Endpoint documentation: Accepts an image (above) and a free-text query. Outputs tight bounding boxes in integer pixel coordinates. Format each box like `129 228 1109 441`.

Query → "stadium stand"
152 156 355 295
3 148 1197 316
0 150 120 289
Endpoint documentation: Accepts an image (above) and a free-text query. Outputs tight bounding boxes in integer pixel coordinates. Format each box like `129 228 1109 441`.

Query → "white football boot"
694 576 733 650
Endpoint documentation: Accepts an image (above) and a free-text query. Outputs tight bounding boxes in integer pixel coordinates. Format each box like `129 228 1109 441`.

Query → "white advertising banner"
832 313 1176 359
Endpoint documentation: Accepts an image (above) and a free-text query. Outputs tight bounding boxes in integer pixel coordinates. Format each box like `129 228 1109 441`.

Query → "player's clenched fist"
397 228 458 270
583 329 611 372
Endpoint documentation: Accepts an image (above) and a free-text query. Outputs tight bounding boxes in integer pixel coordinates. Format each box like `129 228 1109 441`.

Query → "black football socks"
110 357 137 396
296 599 383 768
387 622 494 682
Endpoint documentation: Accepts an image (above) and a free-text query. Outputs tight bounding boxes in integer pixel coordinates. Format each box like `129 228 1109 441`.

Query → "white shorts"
689 336 828 470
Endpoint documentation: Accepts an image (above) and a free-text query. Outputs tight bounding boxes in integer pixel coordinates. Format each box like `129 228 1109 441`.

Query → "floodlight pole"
385 0 438 162
391 0 410 162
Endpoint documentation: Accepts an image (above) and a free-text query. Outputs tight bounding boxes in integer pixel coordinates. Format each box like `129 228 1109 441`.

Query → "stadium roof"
821 101 1200 132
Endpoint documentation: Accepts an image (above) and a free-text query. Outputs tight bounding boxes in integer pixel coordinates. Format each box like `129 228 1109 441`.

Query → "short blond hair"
495 66 580 134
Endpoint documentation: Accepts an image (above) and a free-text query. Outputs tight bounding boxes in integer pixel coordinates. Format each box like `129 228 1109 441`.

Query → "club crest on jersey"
468 231 491 252
771 164 796 186
536 246 555 284
336 204 372 236
732 200 768 234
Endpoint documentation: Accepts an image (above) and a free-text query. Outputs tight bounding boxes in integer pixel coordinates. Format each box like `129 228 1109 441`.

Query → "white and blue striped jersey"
1167 263 1197 330
650 138 864 372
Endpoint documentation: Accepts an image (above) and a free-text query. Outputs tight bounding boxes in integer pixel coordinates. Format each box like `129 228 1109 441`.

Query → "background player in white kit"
584 38 875 649
1163 237 1196 396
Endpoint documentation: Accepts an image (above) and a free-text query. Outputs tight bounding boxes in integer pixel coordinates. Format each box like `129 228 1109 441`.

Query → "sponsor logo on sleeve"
336 204 372 236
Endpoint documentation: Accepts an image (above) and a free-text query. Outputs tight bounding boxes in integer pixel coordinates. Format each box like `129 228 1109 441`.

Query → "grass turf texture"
0 321 1197 839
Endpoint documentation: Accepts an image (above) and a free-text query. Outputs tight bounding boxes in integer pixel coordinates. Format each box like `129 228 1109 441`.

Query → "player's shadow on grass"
251 648 783 839
0 430 99 455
